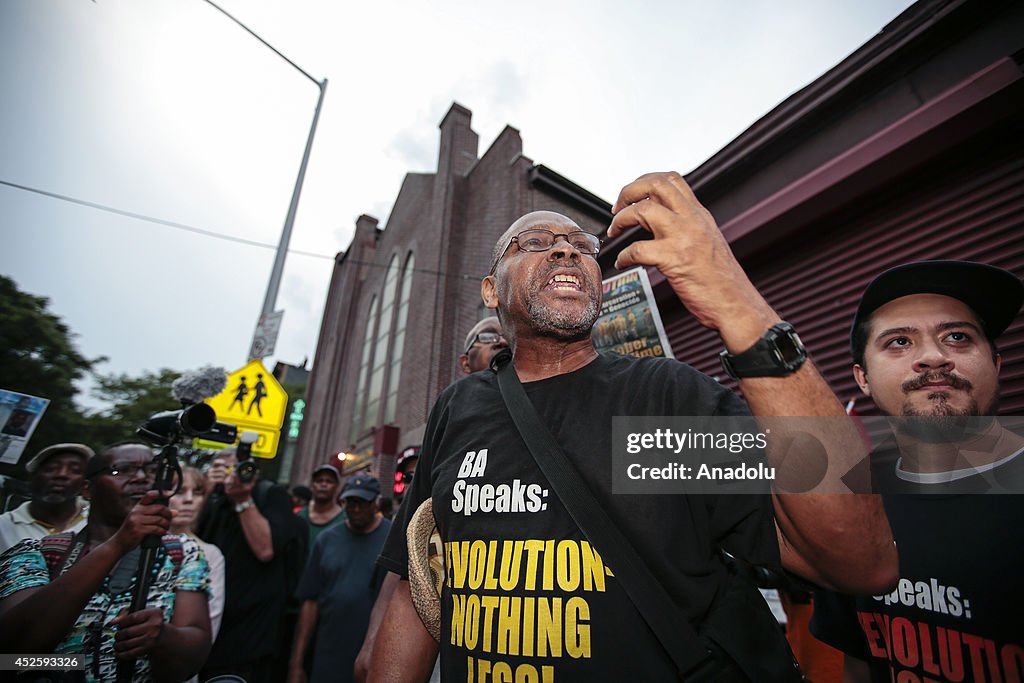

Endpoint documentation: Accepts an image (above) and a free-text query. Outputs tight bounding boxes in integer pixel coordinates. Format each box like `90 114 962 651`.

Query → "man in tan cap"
0 442 92 553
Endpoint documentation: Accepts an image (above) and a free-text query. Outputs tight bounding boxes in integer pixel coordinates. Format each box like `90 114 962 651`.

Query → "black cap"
851 260 1023 354
340 475 380 501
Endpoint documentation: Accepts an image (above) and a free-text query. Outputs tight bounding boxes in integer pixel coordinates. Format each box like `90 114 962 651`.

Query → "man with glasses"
289 475 390 683
0 442 212 681
459 316 509 375
372 172 897 681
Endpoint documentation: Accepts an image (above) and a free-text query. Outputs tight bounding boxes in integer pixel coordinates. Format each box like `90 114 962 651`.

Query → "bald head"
483 210 602 346
489 211 582 273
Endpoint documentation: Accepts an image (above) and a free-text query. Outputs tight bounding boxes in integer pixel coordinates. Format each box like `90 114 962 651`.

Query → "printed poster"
592 267 674 359
0 390 50 466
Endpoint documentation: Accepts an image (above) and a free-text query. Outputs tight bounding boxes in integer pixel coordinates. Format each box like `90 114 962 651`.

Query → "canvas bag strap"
492 352 717 681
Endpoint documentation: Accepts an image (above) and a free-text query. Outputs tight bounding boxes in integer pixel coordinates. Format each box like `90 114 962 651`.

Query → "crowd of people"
0 171 1021 682
0 311 511 683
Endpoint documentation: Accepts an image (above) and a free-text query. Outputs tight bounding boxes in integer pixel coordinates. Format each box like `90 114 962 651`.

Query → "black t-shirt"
197 479 295 666
812 449 1024 682
380 353 781 681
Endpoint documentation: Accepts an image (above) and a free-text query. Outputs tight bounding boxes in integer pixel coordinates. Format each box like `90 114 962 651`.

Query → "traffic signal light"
393 446 420 497
394 470 411 496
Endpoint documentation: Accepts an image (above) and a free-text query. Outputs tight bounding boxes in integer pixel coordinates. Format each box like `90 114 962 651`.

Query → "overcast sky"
0 0 916 411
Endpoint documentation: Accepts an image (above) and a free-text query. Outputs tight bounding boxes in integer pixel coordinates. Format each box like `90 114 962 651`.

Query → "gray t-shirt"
295 518 391 683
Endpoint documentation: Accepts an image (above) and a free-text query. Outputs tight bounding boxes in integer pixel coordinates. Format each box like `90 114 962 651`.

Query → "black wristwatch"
719 322 807 379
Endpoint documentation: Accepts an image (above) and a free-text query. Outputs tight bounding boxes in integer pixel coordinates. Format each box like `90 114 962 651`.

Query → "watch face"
775 329 806 367
720 322 807 379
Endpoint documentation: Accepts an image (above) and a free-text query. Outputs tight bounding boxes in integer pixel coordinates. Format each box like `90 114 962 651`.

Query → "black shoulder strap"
492 351 717 681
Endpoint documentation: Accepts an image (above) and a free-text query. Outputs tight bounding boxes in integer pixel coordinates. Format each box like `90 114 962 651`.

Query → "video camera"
137 403 238 446
135 367 238 495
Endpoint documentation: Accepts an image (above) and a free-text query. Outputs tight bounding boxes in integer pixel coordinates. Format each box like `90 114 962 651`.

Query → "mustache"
902 371 973 393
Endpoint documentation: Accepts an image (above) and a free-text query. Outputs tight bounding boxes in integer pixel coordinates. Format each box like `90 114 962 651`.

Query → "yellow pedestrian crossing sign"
194 360 288 459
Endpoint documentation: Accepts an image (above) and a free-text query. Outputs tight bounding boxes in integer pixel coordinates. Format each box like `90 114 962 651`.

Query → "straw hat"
407 498 444 641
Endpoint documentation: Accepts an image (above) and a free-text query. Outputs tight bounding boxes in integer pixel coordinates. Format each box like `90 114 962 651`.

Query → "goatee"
525 292 600 340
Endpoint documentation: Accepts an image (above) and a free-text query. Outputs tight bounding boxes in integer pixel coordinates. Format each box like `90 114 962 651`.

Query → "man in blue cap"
813 260 1024 682
288 475 390 683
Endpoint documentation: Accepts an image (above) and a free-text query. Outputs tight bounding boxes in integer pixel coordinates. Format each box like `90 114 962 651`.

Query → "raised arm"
224 474 275 562
609 171 897 593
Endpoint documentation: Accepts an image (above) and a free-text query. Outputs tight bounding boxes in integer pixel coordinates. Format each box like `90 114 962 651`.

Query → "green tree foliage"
0 276 103 448
84 368 182 445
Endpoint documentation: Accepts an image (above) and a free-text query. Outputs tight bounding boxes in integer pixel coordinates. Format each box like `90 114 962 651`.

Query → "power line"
0 178 333 260
0 178 482 280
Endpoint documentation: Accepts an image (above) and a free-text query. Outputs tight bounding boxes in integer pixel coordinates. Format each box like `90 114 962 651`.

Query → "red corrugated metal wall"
664 135 1024 415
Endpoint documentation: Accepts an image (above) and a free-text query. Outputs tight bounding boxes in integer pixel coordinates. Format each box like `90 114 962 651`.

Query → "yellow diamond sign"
194 360 288 459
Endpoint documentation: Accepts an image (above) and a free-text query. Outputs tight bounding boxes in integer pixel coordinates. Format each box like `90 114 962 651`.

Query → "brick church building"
294 0 1023 492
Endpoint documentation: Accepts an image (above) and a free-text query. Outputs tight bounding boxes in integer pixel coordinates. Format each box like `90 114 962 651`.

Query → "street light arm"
203 0 321 88
200 0 328 354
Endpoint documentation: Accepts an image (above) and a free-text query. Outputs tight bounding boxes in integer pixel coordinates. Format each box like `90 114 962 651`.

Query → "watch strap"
720 322 806 379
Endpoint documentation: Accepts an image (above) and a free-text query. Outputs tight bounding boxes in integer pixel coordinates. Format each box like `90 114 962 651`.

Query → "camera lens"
237 461 257 484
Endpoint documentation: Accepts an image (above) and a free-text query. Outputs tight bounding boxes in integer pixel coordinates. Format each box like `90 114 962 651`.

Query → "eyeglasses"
489 229 601 275
464 331 505 354
100 461 159 479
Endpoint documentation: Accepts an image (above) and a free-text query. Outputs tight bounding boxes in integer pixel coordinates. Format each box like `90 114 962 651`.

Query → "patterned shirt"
0 533 210 682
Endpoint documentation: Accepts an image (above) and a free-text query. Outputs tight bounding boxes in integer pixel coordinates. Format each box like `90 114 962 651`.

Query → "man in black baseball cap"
813 260 1024 682
850 260 1023 370
849 259 1023 429
339 475 381 532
